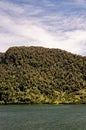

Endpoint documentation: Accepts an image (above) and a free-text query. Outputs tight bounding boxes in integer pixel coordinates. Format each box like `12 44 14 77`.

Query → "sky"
0 0 86 56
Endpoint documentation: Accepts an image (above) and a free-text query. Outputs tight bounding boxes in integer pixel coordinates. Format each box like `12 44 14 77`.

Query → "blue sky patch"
0 0 86 55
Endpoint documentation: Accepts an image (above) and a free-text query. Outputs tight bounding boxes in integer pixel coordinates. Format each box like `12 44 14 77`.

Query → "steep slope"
0 46 86 104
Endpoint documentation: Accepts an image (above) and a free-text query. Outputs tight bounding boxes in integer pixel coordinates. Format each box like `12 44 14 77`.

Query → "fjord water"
0 105 86 130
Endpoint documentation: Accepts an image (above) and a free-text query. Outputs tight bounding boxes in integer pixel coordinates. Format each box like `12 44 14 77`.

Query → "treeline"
0 46 86 104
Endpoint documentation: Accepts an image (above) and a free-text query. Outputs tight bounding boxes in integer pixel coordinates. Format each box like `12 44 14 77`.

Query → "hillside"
0 46 86 104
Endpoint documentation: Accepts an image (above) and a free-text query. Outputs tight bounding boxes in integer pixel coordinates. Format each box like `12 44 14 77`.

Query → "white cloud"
0 0 86 56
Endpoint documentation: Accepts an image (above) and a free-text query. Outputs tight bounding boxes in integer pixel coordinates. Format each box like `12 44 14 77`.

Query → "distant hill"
0 46 86 104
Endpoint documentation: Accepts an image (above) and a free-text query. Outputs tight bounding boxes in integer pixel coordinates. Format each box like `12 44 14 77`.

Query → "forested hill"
0 46 86 104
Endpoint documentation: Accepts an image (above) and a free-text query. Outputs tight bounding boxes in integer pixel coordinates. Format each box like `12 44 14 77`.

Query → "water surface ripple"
0 105 86 130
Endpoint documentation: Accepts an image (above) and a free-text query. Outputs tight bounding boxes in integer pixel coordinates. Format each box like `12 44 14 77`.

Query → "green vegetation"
0 46 86 104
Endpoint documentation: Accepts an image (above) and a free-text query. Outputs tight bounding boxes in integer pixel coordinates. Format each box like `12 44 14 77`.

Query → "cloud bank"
0 0 86 55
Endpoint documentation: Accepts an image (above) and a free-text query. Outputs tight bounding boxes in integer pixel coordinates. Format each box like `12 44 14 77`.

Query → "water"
0 105 86 130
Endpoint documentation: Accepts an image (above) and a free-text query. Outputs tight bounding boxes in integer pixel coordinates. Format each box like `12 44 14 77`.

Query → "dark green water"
0 105 86 130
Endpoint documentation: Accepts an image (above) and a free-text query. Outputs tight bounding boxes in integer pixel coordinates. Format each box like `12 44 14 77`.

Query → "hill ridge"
0 46 86 104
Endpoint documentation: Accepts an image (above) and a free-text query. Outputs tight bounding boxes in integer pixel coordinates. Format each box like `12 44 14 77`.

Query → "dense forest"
0 46 86 104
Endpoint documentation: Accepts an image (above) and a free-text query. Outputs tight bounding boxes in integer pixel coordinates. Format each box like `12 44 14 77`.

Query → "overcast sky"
0 0 86 56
